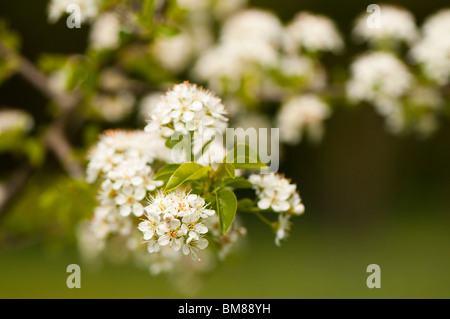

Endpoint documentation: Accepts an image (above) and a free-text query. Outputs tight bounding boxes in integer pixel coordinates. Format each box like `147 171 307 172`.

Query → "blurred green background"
0 0 450 298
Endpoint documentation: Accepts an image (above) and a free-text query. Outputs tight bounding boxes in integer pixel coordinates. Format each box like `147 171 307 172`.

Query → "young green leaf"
154 163 181 184
165 163 211 192
215 188 238 235
222 177 253 189
214 162 235 181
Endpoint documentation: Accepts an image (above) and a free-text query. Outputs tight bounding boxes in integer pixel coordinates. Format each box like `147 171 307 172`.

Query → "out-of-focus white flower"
248 173 305 215
48 69 70 94
144 82 228 146
89 12 121 51
276 95 330 144
176 0 209 11
279 54 327 90
347 52 413 115
48 0 100 23
213 0 247 19
206 214 247 261
284 12 344 54
193 9 282 94
221 9 282 46
386 86 443 136
91 92 135 123
193 40 277 94
0 109 34 136
410 9 450 85
147 246 181 275
99 68 131 92
152 32 195 73
91 205 134 238
353 5 419 46
275 214 291 246
76 205 135 263
138 191 215 259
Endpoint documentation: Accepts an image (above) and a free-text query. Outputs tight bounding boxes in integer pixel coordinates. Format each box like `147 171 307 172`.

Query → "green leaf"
165 163 211 192
224 143 267 170
222 177 253 189
155 163 181 183
215 189 238 235
215 162 235 181
155 163 180 178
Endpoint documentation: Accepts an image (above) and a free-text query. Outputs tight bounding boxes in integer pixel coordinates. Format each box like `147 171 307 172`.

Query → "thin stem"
254 211 274 228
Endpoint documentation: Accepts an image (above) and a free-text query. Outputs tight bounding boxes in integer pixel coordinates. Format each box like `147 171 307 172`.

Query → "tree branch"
0 39 85 180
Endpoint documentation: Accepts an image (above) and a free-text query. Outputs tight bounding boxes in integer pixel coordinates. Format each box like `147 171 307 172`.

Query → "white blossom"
284 12 344 54
152 32 195 73
0 109 34 136
91 92 135 123
276 95 330 144
144 82 228 146
279 54 327 90
353 5 419 46
410 9 450 85
221 9 282 46
99 68 131 92
89 12 121 51
86 129 162 183
48 0 100 23
249 173 305 215
346 52 413 115
275 214 291 246
138 191 215 259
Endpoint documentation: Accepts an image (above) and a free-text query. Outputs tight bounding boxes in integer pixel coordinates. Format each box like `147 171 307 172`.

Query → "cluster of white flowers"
193 9 282 93
346 52 413 115
80 129 168 264
276 95 330 144
0 109 34 136
249 173 304 246
176 0 247 19
410 9 450 85
48 0 100 24
283 12 344 54
249 173 305 215
353 5 419 46
144 82 228 146
192 8 340 145
138 191 215 260
86 129 162 183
